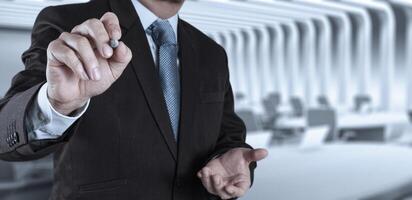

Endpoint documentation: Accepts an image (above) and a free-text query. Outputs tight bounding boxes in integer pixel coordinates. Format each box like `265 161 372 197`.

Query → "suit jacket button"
13 132 19 143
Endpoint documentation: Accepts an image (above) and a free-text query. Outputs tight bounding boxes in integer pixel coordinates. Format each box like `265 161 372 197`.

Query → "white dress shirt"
27 0 179 140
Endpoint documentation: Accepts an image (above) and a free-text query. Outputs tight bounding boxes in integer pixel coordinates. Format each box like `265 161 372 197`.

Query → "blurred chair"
237 110 272 148
408 110 412 123
266 96 305 145
237 110 260 132
235 92 245 101
290 97 305 117
267 92 281 105
317 95 330 108
261 93 281 129
307 108 337 141
354 95 372 112
234 92 249 111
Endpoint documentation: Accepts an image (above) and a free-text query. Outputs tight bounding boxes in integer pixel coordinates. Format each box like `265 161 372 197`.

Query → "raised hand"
198 148 268 199
46 12 132 115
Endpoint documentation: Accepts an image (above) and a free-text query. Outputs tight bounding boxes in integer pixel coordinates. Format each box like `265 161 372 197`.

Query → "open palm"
198 148 268 199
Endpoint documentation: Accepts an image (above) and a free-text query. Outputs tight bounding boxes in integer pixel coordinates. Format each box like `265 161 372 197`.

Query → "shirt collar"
131 0 179 40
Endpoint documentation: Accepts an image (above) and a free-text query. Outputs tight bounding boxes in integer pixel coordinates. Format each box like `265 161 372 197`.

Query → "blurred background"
1 0 412 199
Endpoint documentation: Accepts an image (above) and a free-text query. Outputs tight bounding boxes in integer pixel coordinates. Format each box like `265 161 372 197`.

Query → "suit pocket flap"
78 179 127 192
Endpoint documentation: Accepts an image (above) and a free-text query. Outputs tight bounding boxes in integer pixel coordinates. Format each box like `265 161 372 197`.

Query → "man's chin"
159 0 184 3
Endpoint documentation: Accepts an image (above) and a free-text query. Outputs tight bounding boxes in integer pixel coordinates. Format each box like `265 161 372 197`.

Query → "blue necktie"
147 20 180 140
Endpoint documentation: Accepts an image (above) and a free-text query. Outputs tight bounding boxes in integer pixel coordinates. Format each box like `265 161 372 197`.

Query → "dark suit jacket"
0 0 256 199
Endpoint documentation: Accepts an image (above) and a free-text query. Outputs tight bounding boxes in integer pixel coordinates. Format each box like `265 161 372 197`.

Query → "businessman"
0 0 268 199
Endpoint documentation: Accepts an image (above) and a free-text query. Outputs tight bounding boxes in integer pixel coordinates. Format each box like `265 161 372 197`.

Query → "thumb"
244 148 268 163
108 41 132 78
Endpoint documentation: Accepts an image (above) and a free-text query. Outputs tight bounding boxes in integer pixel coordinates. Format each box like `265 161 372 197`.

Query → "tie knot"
147 19 176 46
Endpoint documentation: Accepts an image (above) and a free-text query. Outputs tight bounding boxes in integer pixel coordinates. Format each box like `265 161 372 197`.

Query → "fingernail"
203 170 209 177
92 68 101 80
103 45 113 57
113 29 121 38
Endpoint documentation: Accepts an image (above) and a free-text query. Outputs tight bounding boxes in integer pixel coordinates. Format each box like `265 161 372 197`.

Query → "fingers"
70 12 121 59
58 32 100 80
229 174 250 194
100 12 121 41
109 42 132 66
223 174 250 198
198 167 238 200
198 168 217 195
47 40 89 80
224 185 246 198
72 18 113 59
212 175 234 199
198 167 214 193
211 175 225 195
244 148 269 163
47 12 129 88
108 42 132 79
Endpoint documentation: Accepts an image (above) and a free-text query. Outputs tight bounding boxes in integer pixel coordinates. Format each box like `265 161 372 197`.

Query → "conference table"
242 144 412 200
275 112 409 140
276 112 409 129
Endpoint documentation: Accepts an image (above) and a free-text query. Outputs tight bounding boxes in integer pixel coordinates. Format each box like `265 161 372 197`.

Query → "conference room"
1 0 412 199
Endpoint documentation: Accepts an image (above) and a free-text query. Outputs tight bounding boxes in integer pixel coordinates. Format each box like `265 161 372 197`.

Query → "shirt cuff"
34 83 89 139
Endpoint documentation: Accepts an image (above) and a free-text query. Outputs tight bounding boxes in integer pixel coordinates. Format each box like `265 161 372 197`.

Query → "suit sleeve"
205 49 257 188
0 6 76 161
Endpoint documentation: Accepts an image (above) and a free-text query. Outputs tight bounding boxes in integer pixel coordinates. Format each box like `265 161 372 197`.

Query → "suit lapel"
110 0 178 161
177 20 199 161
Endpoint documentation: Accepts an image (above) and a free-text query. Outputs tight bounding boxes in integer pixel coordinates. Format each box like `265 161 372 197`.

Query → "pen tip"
110 39 119 48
